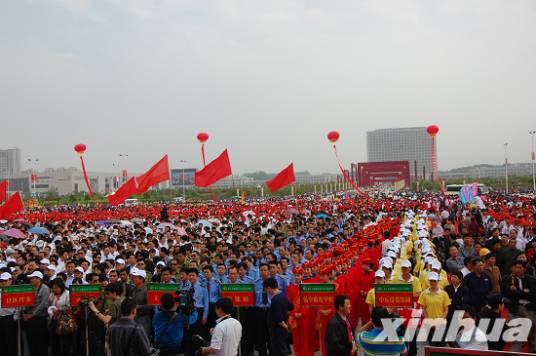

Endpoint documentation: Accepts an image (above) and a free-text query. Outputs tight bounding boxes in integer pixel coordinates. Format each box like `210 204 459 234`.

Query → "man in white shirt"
201 298 242 356
456 307 488 351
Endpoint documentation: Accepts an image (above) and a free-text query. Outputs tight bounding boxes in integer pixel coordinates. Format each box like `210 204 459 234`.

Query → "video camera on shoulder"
175 288 195 315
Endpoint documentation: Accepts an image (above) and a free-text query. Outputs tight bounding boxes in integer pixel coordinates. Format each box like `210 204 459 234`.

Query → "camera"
192 334 207 356
175 288 195 315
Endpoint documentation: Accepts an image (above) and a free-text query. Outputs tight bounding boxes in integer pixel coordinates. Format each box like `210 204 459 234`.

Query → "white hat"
156 261 166 267
40 258 50 265
428 271 440 281
0 272 12 281
374 270 386 278
401 260 412 269
386 251 397 258
431 261 442 271
75 267 85 273
47 265 56 271
27 271 43 279
130 268 146 279
116 258 125 265
380 260 393 269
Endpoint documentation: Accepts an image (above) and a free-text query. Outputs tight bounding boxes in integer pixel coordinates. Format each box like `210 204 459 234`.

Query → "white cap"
401 260 412 269
428 271 440 281
0 272 12 280
431 261 442 271
156 261 166 267
130 268 146 279
40 258 50 265
374 270 386 278
380 260 393 269
386 251 397 258
75 267 85 273
47 265 56 271
27 271 43 279
116 258 125 265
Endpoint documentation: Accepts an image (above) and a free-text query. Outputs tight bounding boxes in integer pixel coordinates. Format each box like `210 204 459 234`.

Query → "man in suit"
445 271 468 320
501 260 536 352
325 295 356 356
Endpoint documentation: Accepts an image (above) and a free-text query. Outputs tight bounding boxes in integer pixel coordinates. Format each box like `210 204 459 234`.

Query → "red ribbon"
79 156 93 196
332 145 368 198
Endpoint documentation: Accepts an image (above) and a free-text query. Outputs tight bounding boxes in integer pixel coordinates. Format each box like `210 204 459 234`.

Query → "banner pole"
85 307 90 356
237 308 242 356
17 318 21 356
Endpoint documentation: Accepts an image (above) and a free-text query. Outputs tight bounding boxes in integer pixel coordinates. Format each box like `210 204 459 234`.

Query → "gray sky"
1 0 535 175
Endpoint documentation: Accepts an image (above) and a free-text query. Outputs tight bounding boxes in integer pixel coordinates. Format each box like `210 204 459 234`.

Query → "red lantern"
426 125 439 137
197 132 209 143
74 143 87 155
327 131 340 143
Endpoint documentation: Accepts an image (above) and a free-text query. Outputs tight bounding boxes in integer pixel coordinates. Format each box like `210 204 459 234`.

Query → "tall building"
0 148 21 178
366 127 434 180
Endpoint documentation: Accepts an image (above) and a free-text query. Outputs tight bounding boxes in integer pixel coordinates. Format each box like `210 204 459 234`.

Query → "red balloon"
426 125 439 137
74 143 87 155
197 132 209 143
327 131 340 143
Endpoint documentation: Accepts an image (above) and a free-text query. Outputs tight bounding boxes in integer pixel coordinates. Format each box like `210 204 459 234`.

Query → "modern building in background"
366 127 433 181
0 148 21 178
439 163 534 180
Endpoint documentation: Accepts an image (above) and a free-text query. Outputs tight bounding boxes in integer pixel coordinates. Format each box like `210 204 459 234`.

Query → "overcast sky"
1 0 535 175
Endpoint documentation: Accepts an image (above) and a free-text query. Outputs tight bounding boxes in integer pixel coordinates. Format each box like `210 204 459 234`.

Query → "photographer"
107 298 151 356
89 282 124 326
201 298 242 356
152 293 189 356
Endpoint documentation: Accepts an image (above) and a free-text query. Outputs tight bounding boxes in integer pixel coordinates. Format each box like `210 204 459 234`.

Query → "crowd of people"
0 191 535 356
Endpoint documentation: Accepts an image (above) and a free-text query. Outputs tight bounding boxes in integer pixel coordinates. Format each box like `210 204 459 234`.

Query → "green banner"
221 284 254 293
375 284 413 293
147 283 179 292
300 284 336 293
70 284 101 293
2 285 34 294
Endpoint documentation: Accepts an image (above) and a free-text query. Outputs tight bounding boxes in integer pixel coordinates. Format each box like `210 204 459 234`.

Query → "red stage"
353 161 411 187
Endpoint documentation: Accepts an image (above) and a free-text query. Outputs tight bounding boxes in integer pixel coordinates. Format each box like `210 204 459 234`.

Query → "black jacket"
106 318 151 356
325 314 354 356
445 284 468 319
501 273 536 314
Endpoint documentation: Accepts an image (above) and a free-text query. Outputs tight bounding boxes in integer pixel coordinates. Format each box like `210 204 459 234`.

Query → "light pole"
27 158 39 197
179 160 187 201
503 143 509 194
530 131 536 192
119 153 129 183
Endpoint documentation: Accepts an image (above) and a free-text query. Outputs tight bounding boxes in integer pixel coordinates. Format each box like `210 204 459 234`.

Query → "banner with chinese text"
147 284 179 305
221 284 255 307
1 285 35 308
375 284 413 307
70 284 102 306
300 283 335 307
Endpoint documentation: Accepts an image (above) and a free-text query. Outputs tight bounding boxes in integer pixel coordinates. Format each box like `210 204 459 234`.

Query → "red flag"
266 163 296 193
194 149 232 187
107 177 138 206
136 155 170 194
0 192 24 220
0 181 7 202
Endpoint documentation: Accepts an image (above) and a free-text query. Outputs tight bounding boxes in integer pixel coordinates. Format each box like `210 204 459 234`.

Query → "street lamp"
503 143 509 194
530 131 536 192
27 158 39 196
179 160 187 201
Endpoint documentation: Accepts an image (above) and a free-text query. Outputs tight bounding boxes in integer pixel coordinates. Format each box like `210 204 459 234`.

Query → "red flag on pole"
107 177 138 206
136 155 170 194
0 181 7 202
266 163 296 193
0 192 24 220
194 149 232 188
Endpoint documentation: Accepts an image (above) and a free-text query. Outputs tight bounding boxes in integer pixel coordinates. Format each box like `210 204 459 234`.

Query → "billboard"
356 161 411 187
171 168 197 186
